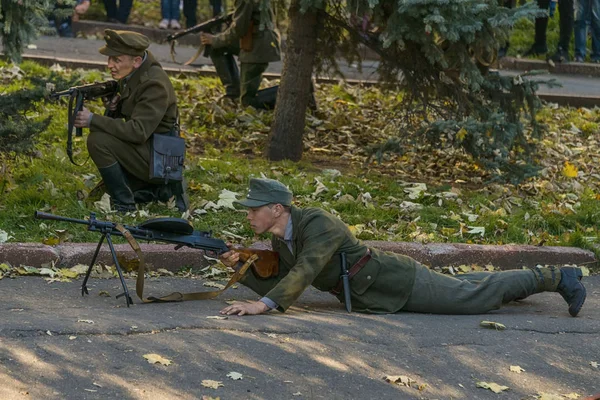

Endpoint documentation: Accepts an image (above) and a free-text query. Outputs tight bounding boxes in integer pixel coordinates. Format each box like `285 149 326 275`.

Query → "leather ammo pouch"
240 20 254 52
236 248 279 279
149 128 185 184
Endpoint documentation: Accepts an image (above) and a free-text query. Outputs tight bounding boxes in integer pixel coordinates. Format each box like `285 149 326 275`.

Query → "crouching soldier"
74 29 188 212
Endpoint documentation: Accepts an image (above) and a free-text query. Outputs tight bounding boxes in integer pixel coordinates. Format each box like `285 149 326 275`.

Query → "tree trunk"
266 0 319 161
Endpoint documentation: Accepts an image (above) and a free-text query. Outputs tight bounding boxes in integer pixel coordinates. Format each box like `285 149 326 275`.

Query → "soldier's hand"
220 301 269 316
102 94 120 111
73 107 93 128
200 32 214 45
219 245 240 269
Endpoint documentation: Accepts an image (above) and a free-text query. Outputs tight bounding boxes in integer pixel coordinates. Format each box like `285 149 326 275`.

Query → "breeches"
402 264 539 314
87 130 150 182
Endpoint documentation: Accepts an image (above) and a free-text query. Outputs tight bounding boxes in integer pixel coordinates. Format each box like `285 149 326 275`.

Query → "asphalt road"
1 275 599 400
5 35 600 101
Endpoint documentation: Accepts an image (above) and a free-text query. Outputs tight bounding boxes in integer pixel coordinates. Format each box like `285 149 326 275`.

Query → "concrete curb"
1 241 596 272
499 57 600 78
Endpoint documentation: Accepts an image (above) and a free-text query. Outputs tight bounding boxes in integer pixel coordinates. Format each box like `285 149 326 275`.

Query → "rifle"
166 12 233 65
34 211 279 307
49 80 119 165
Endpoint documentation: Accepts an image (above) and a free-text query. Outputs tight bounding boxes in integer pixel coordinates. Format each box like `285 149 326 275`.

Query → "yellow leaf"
480 321 506 330
580 266 590 277
0 263 11 272
562 393 580 399
458 265 472 273
143 353 172 366
42 237 60 246
456 128 467 141
59 268 80 279
201 380 224 389
562 161 578 178
201 396 220 400
476 381 509 393
509 365 524 373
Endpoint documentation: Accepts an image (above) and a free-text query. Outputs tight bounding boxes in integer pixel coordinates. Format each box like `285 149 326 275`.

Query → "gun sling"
114 223 258 303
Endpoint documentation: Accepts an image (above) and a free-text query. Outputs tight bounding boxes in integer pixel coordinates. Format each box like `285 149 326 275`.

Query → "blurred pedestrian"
183 0 223 28
574 0 600 62
159 0 181 29
103 0 133 24
50 0 90 38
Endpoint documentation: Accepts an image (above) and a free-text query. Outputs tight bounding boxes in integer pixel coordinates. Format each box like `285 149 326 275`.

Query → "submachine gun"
49 80 118 165
34 211 279 308
166 12 233 65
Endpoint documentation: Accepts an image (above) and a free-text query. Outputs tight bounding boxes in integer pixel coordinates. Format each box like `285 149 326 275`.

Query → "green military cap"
99 29 150 57
235 178 293 208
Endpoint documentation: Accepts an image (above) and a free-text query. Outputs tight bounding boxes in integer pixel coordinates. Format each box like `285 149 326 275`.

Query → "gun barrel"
34 211 91 226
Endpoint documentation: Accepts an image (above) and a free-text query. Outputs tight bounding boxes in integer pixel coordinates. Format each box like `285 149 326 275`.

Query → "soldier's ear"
132 55 143 68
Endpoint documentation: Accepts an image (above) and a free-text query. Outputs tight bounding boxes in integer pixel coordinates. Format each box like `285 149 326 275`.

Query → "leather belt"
330 249 372 295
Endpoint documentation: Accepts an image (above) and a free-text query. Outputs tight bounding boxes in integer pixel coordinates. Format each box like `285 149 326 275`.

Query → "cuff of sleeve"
87 113 94 127
260 297 278 310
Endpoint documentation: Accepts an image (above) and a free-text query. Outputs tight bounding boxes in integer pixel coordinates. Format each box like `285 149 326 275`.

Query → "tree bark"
266 0 319 161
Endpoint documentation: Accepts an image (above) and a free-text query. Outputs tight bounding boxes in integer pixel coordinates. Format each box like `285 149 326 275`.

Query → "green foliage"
0 0 69 63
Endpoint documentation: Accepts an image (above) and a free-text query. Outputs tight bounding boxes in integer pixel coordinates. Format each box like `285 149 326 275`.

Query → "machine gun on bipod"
35 211 279 307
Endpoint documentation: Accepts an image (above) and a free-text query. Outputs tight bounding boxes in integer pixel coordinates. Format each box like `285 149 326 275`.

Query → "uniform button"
366 275 371 280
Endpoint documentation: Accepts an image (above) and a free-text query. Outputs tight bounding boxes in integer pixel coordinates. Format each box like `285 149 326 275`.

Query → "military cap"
99 29 150 57
235 178 293 208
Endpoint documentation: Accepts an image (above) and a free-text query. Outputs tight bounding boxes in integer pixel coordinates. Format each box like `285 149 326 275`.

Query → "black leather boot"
155 179 189 212
557 267 586 317
97 163 136 212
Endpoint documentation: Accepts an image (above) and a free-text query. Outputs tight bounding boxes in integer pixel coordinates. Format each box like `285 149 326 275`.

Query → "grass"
1 60 600 260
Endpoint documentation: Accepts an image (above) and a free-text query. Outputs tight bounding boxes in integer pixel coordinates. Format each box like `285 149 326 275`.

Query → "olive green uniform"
87 51 178 182
210 0 280 107
240 206 549 314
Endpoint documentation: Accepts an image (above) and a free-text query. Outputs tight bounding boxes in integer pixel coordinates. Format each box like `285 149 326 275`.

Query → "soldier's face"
246 205 278 235
107 55 142 79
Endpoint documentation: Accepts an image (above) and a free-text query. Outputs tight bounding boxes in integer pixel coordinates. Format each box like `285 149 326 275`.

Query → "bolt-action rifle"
34 211 279 307
166 12 233 65
49 80 119 165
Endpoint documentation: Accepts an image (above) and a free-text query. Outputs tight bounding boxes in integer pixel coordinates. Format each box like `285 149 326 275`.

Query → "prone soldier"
219 178 586 317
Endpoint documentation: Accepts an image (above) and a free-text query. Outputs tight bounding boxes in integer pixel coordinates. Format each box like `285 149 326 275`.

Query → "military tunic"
210 0 281 107
239 206 544 314
87 51 178 182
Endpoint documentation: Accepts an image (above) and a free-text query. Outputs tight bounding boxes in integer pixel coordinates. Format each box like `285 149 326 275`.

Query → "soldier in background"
200 0 281 109
73 30 188 212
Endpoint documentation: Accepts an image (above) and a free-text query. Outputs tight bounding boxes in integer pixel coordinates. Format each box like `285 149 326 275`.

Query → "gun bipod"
81 231 133 307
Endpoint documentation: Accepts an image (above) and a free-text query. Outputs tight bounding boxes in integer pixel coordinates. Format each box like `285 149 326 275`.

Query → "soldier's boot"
123 171 157 204
253 86 278 110
211 52 240 100
532 266 586 317
155 179 189 212
98 163 136 212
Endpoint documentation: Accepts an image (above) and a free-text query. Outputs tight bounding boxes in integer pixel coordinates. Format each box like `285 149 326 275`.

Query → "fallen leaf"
204 281 225 290
77 319 95 324
562 393 580 399
292 393 302 396
226 371 243 380
480 321 506 330
143 353 172 366
201 380 224 389
509 365 525 373
201 396 220 400
590 361 598 368
476 381 509 393
562 161 578 178
265 333 278 338
206 316 228 320
384 375 416 387
98 291 111 297
69 336 77 340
